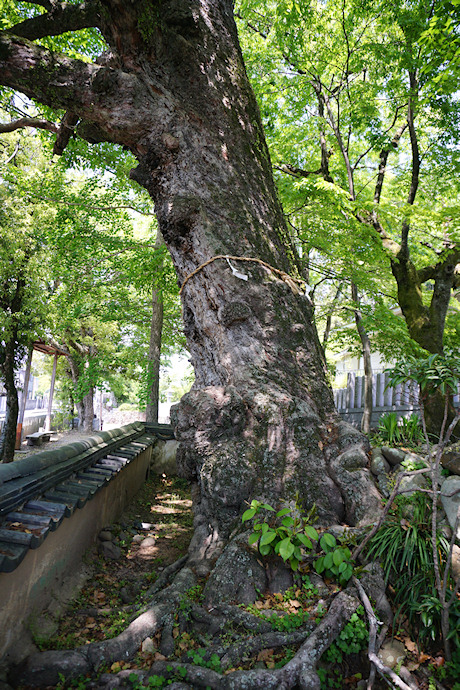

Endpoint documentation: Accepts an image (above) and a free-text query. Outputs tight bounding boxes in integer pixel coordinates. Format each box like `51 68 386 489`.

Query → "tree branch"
0 33 144 147
417 264 437 283
0 117 58 134
274 163 323 178
53 111 79 155
6 1 100 41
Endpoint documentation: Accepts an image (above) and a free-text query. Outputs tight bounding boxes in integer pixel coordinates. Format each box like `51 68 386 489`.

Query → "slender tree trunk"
145 232 164 424
351 284 373 435
0 339 19 463
322 283 343 350
80 388 94 433
67 355 94 433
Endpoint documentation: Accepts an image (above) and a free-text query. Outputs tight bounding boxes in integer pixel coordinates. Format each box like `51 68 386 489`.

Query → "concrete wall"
0 445 152 664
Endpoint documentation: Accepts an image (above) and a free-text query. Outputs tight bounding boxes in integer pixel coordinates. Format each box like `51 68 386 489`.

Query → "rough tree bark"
145 232 165 424
0 274 27 463
0 339 20 463
0 1 383 685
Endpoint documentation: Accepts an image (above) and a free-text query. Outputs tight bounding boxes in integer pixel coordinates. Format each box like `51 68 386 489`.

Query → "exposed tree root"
354 575 418 690
9 557 398 689
142 589 359 689
9 568 196 688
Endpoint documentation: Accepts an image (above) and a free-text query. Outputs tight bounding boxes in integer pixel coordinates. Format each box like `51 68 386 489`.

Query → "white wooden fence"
334 372 460 428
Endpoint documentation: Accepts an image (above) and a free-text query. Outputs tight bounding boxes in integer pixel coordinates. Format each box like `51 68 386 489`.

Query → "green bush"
242 498 319 571
366 492 453 645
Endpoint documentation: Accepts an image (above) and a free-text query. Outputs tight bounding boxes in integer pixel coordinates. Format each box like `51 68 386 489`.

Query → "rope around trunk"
179 255 306 296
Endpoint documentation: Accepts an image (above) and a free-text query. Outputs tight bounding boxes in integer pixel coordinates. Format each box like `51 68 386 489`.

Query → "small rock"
403 452 427 470
398 473 429 497
140 537 156 549
451 545 460 581
381 446 406 466
377 474 392 498
370 449 390 476
98 541 122 560
98 530 113 542
440 477 460 540
132 534 144 543
118 531 130 542
141 637 155 653
119 587 134 604
441 441 460 476
379 639 405 668
326 525 347 539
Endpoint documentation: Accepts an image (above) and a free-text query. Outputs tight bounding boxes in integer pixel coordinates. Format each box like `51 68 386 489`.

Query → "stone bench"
25 431 56 446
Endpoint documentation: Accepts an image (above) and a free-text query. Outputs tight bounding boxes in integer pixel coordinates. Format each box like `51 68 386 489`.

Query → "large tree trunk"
351 284 373 436
121 1 380 591
145 232 164 424
0 339 19 463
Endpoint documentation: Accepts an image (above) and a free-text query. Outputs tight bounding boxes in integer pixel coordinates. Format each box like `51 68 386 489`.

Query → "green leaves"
242 498 318 571
386 351 460 399
242 499 353 583
242 508 257 522
315 533 354 586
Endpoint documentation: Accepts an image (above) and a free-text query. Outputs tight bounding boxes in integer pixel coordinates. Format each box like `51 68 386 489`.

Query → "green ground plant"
314 533 354 586
377 411 424 446
365 491 456 647
243 500 355 585
242 498 319 571
318 607 368 689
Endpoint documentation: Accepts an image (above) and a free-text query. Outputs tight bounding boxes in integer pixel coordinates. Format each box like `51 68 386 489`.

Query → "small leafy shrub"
186 647 222 673
319 607 368 689
314 533 354 586
399 413 424 445
378 411 400 445
366 492 453 645
242 499 318 571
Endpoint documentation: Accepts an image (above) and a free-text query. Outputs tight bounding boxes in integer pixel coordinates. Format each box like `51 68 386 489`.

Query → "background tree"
0 132 50 461
237 0 460 432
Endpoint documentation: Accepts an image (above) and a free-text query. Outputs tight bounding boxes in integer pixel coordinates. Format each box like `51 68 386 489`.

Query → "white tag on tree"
226 258 248 281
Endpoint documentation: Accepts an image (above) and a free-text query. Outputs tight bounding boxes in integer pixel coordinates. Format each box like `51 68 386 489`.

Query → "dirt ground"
30 472 194 666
